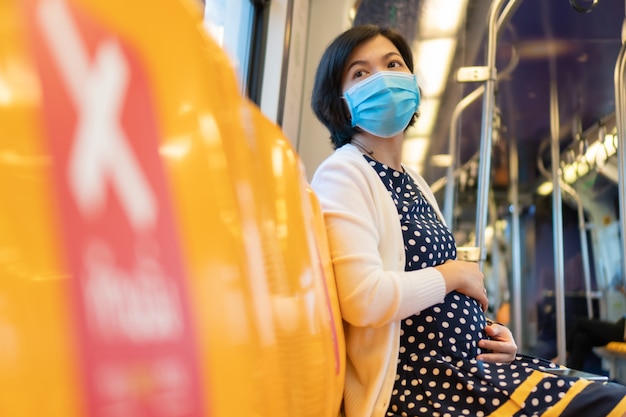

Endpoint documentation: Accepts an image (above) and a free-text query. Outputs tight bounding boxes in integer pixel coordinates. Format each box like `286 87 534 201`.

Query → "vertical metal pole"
276 0 295 127
614 17 626 290
509 134 523 346
577 197 594 318
559 181 594 318
474 0 505 269
443 0 523 340
549 68 566 366
444 86 486 226
444 0 520 229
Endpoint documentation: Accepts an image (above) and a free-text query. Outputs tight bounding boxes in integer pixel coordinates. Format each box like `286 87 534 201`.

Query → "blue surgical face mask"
343 71 420 138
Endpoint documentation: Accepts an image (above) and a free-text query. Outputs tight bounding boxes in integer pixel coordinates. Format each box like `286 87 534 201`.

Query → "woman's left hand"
476 322 517 363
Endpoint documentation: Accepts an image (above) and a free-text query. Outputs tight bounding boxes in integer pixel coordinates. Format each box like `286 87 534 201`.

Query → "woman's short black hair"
311 24 417 149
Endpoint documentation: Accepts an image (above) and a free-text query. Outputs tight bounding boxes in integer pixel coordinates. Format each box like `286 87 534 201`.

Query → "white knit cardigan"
311 143 448 417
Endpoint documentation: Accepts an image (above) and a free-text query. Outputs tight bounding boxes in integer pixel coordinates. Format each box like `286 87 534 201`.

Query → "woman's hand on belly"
476 322 517 363
435 260 488 311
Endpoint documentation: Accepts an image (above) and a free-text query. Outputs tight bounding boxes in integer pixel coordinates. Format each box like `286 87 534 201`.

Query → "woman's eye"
353 70 365 79
388 61 402 69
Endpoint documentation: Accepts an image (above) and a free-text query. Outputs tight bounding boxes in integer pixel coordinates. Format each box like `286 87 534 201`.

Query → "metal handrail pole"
560 181 594 318
614 18 626 290
444 1 521 227
444 85 485 226
549 61 566 365
474 0 506 270
509 132 523 345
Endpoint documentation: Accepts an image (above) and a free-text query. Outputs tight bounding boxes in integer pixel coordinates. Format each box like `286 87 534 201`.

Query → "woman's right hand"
434 259 488 311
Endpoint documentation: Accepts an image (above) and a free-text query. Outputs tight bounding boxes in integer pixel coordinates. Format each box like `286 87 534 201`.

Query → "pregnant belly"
403 291 487 360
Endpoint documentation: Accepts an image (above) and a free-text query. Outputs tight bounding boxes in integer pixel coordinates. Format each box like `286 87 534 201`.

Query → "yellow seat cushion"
605 342 626 354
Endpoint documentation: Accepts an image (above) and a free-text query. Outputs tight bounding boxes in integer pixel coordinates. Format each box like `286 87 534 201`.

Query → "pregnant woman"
310 23 626 417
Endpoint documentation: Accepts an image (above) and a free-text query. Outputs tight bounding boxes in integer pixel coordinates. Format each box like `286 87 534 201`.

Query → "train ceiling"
353 0 625 206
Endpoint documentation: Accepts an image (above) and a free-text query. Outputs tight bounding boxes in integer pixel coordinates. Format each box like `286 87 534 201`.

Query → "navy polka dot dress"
363 156 626 417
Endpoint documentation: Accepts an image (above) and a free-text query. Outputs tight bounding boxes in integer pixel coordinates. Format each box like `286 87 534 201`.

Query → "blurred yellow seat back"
0 0 344 416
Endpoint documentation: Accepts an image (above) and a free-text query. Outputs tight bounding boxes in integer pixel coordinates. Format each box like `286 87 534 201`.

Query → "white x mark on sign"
37 0 157 231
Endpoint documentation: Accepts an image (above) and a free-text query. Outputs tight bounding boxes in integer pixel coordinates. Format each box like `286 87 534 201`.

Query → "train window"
203 0 254 93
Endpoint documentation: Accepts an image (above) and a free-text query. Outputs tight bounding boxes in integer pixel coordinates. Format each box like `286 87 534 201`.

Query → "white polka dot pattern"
362 156 626 416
